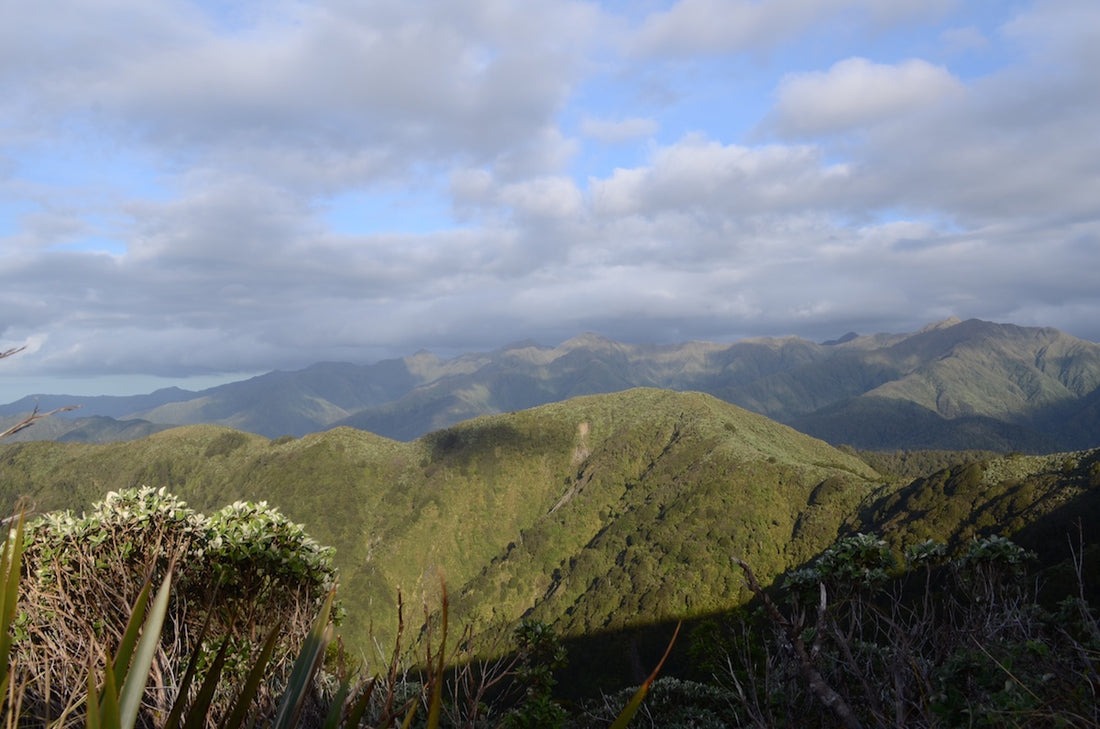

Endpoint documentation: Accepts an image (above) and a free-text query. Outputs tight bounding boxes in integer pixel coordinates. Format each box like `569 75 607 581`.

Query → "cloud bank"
0 0 1098 396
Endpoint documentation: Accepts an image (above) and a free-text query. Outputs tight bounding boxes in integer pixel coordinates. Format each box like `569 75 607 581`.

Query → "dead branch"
0 401 82 439
733 557 864 729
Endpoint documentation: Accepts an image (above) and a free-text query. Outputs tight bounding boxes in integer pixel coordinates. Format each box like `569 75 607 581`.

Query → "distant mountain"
4 318 1100 451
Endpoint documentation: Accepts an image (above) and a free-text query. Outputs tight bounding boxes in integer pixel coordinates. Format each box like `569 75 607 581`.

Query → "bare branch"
0 402 82 439
0 345 82 438
733 557 864 729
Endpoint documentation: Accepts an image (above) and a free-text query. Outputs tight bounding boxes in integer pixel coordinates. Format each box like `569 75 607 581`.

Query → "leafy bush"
15 486 337 726
504 619 569 729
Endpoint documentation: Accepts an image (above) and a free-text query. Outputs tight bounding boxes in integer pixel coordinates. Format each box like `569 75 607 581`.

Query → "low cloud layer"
1 0 1098 396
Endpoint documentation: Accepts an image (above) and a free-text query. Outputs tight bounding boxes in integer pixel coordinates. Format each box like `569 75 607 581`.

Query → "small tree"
505 619 569 729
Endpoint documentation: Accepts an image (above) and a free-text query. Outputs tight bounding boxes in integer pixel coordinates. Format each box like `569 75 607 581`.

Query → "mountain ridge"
4 318 1100 452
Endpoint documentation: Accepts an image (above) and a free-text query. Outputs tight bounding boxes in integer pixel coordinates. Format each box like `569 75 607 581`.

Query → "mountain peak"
918 316 963 333
558 332 620 350
821 331 859 346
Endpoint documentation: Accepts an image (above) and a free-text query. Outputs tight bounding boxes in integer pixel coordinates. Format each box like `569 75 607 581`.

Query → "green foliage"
204 431 249 458
903 538 947 569
856 448 1000 481
851 448 1100 558
505 619 569 729
1 389 1098 725
572 677 737 729
785 533 896 595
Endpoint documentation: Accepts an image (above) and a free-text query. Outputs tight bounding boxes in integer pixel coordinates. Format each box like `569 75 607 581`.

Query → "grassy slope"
447 390 879 639
0 388 880 660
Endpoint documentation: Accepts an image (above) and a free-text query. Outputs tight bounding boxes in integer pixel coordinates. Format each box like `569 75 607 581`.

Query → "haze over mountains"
4 318 1100 452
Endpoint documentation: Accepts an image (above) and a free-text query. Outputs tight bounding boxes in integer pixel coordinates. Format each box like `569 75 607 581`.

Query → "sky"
1 0 1099 400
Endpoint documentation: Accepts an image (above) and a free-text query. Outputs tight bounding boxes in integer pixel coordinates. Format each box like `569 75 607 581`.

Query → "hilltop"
3 318 1099 453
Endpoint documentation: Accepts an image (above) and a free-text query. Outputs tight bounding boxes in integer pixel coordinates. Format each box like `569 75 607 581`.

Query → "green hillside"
849 447 1100 562
0 388 880 659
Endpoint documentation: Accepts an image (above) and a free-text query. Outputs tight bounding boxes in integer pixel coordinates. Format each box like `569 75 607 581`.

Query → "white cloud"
1001 0 1100 67
1 0 601 193
590 133 851 216
498 177 585 220
768 57 965 137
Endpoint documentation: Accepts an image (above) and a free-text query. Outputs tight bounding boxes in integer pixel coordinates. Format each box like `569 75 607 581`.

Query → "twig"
0 402 82 439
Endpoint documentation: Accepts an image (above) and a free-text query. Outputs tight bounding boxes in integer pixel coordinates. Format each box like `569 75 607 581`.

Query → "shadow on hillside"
552 615 711 700
1009 484 1100 606
1026 386 1100 452
788 396 1062 453
423 419 565 464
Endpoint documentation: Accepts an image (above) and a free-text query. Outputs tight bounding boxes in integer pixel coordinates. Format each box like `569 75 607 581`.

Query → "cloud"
2 0 1100 396
939 26 991 55
629 0 954 57
580 117 659 143
767 57 965 137
1 0 601 192
589 134 851 217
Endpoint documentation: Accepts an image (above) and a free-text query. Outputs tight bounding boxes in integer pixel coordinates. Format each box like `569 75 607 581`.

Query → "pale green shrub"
15 486 337 727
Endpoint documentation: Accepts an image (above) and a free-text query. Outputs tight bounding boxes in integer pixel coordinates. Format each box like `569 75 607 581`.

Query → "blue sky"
1 0 1098 400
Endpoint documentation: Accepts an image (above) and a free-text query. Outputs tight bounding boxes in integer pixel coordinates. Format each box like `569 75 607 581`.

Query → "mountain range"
4 317 1100 452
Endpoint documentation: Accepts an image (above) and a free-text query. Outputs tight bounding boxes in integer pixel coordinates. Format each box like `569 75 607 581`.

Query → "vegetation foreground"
2 486 1097 728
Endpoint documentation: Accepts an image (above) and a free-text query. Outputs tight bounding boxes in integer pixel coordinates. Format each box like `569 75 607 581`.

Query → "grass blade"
398 700 419 729
271 587 336 729
112 579 152 681
0 511 26 687
320 677 351 729
94 650 121 729
117 570 173 729
85 666 101 729
180 636 232 729
341 676 377 729
220 624 282 729
164 596 222 729
608 621 681 729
